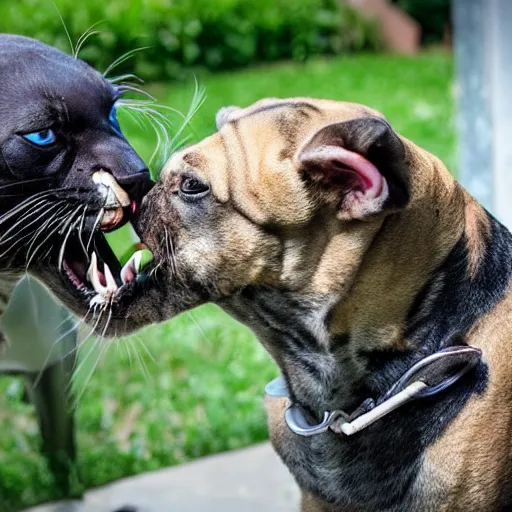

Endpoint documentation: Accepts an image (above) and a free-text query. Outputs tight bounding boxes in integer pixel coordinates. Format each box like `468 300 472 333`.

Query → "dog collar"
265 345 482 437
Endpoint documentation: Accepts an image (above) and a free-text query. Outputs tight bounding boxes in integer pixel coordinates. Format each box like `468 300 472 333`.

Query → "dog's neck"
223 162 510 416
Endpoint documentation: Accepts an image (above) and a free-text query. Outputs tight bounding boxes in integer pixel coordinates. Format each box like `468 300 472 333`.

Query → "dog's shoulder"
419 198 512 511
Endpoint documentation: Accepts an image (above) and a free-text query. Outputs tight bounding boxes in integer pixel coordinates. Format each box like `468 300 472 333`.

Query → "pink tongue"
69 261 86 281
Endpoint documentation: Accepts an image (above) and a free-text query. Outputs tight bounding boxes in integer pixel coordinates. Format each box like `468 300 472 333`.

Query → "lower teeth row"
86 249 152 298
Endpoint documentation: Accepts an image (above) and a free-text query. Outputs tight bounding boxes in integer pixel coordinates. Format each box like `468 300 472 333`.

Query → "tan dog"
108 98 512 511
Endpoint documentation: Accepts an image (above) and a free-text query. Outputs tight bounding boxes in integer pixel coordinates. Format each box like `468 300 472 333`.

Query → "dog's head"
109 97 458 335
108 98 494 510
0 35 153 317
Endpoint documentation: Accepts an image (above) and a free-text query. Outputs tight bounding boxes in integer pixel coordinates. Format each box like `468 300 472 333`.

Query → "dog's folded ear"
298 117 409 220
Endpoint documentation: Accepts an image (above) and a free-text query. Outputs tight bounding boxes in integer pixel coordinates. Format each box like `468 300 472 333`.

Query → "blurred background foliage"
1 0 382 81
393 0 451 44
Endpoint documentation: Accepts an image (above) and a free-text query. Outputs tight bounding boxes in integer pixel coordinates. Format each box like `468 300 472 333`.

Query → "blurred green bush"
0 0 381 81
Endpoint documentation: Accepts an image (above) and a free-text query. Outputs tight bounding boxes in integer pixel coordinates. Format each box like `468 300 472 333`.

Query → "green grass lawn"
0 52 454 511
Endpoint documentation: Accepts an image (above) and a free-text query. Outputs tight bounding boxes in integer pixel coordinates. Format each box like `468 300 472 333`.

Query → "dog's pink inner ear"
299 145 389 220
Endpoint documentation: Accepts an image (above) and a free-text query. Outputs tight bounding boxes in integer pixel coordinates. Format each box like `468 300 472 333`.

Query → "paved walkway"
25 442 300 512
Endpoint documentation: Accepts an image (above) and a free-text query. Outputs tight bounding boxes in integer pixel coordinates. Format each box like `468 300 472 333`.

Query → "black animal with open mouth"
0 34 154 325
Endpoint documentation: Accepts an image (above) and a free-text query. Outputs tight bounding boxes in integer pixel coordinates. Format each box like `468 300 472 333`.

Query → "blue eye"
109 104 122 136
23 129 56 146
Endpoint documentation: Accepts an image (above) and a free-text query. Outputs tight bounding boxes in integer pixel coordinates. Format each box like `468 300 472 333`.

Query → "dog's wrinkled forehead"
215 97 383 131
161 98 395 227
0 35 112 138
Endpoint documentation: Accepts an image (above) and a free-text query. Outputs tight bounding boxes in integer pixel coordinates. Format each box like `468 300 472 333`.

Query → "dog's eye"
22 129 57 147
109 104 123 136
179 176 210 200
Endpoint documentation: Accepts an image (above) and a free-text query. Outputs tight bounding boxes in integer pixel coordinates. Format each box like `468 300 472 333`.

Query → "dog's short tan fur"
117 98 512 511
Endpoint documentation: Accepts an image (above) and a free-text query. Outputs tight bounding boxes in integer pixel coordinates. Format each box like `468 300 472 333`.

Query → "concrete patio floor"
24 442 300 512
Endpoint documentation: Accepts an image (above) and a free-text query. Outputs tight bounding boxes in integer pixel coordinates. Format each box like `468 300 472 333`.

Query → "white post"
453 0 512 227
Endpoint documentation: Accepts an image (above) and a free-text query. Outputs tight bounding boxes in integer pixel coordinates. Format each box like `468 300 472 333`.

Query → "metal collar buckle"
265 345 482 437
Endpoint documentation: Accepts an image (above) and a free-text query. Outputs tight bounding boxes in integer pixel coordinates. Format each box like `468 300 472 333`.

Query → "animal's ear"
298 117 409 220
216 106 242 130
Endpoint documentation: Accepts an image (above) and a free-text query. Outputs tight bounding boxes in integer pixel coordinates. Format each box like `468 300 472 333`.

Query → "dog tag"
265 376 290 398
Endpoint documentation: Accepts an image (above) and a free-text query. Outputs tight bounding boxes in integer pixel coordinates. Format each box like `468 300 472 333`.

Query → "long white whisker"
0 200 60 246
130 338 151 382
119 107 147 131
23 204 72 264
78 205 89 260
33 318 82 388
0 206 71 262
167 77 206 155
116 77 205 169
72 337 108 409
124 338 134 369
187 311 213 346
119 107 168 165
108 73 144 85
74 21 104 58
103 47 150 78
58 208 83 271
0 191 63 226
118 84 156 101
131 333 155 362
70 306 101 358
53 2 74 55
100 305 113 340
86 208 104 252
145 114 169 165
57 308 98 362
117 101 175 130
23 215 71 268
70 310 104 386
71 304 114 405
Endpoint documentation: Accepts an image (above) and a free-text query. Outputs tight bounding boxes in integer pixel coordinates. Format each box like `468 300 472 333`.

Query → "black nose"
84 134 154 203
116 170 154 204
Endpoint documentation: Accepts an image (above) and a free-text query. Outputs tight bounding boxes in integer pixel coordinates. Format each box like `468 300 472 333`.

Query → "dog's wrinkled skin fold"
115 98 512 511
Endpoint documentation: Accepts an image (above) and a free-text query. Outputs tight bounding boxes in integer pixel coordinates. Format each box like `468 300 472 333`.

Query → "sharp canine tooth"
87 252 98 284
133 251 143 273
120 252 140 284
120 266 133 285
103 263 118 292
87 252 108 296
120 249 154 284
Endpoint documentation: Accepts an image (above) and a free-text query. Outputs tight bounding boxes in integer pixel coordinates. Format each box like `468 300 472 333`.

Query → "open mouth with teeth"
62 222 153 307
60 170 153 308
